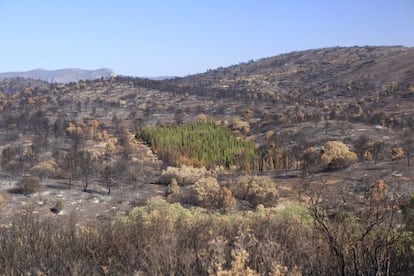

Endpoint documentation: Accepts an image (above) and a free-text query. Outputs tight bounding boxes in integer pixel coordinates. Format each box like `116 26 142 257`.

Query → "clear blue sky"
0 0 413 76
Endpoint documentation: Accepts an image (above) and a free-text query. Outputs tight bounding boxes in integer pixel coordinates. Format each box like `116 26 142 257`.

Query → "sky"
0 0 413 77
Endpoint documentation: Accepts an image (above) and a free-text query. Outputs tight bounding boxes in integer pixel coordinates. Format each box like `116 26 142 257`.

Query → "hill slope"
150 46 414 100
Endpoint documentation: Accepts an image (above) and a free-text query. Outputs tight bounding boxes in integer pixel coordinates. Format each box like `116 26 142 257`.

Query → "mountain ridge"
0 68 115 83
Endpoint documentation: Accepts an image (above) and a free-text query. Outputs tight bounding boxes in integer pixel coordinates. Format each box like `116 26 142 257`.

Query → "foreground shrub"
0 198 412 275
231 175 278 207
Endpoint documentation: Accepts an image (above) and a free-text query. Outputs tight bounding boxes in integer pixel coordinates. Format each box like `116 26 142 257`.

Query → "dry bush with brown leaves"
231 175 278 207
321 140 358 170
166 178 180 196
190 176 220 207
29 160 61 178
159 165 215 186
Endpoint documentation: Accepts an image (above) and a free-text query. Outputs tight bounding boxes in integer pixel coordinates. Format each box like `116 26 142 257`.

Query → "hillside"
156 46 414 100
0 68 115 83
0 46 413 274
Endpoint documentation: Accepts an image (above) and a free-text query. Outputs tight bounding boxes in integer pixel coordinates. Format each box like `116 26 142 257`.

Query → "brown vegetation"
0 46 413 273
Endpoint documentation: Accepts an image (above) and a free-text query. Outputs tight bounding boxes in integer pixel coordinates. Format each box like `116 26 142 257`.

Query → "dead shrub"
244 109 253 119
16 176 41 195
216 187 236 210
166 178 180 196
197 113 208 123
232 117 250 134
302 147 321 172
370 180 387 201
29 160 60 178
264 130 274 140
321 141 357 170
391 146 404 160
159 165 214 186
190 176 220 207
231 175 278 207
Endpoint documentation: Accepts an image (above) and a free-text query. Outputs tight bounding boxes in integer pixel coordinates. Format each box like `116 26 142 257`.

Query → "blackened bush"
16 176 41 195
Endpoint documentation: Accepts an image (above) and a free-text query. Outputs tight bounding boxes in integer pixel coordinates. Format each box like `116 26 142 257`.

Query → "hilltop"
0 68 115 83
148 46 414 100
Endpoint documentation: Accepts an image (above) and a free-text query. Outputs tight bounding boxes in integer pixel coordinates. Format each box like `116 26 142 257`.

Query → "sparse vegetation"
0 198 411 274
0 46 413 273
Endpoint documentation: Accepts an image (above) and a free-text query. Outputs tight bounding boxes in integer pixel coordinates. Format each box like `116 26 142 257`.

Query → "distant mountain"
147 76 176 81
0 68 115 83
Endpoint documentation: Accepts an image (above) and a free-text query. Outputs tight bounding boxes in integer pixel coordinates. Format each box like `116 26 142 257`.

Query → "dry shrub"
166 178 180 196
95 130 109 141
191 176 220 207
232 117 250 134
66 122 84 138
232 175 278 207
29 160 60 178
216 187 236 209
16 176 41 195
0 193 4 208
217 248 257 276
197 113 208 123
321 141 357 170
364 150 373 161
176 155 203 168
244 109 254 119
270 263 302 276
370 180 387 201
264 130 274 140
159 165 214 186
104 139 117 155
391 146 404 160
